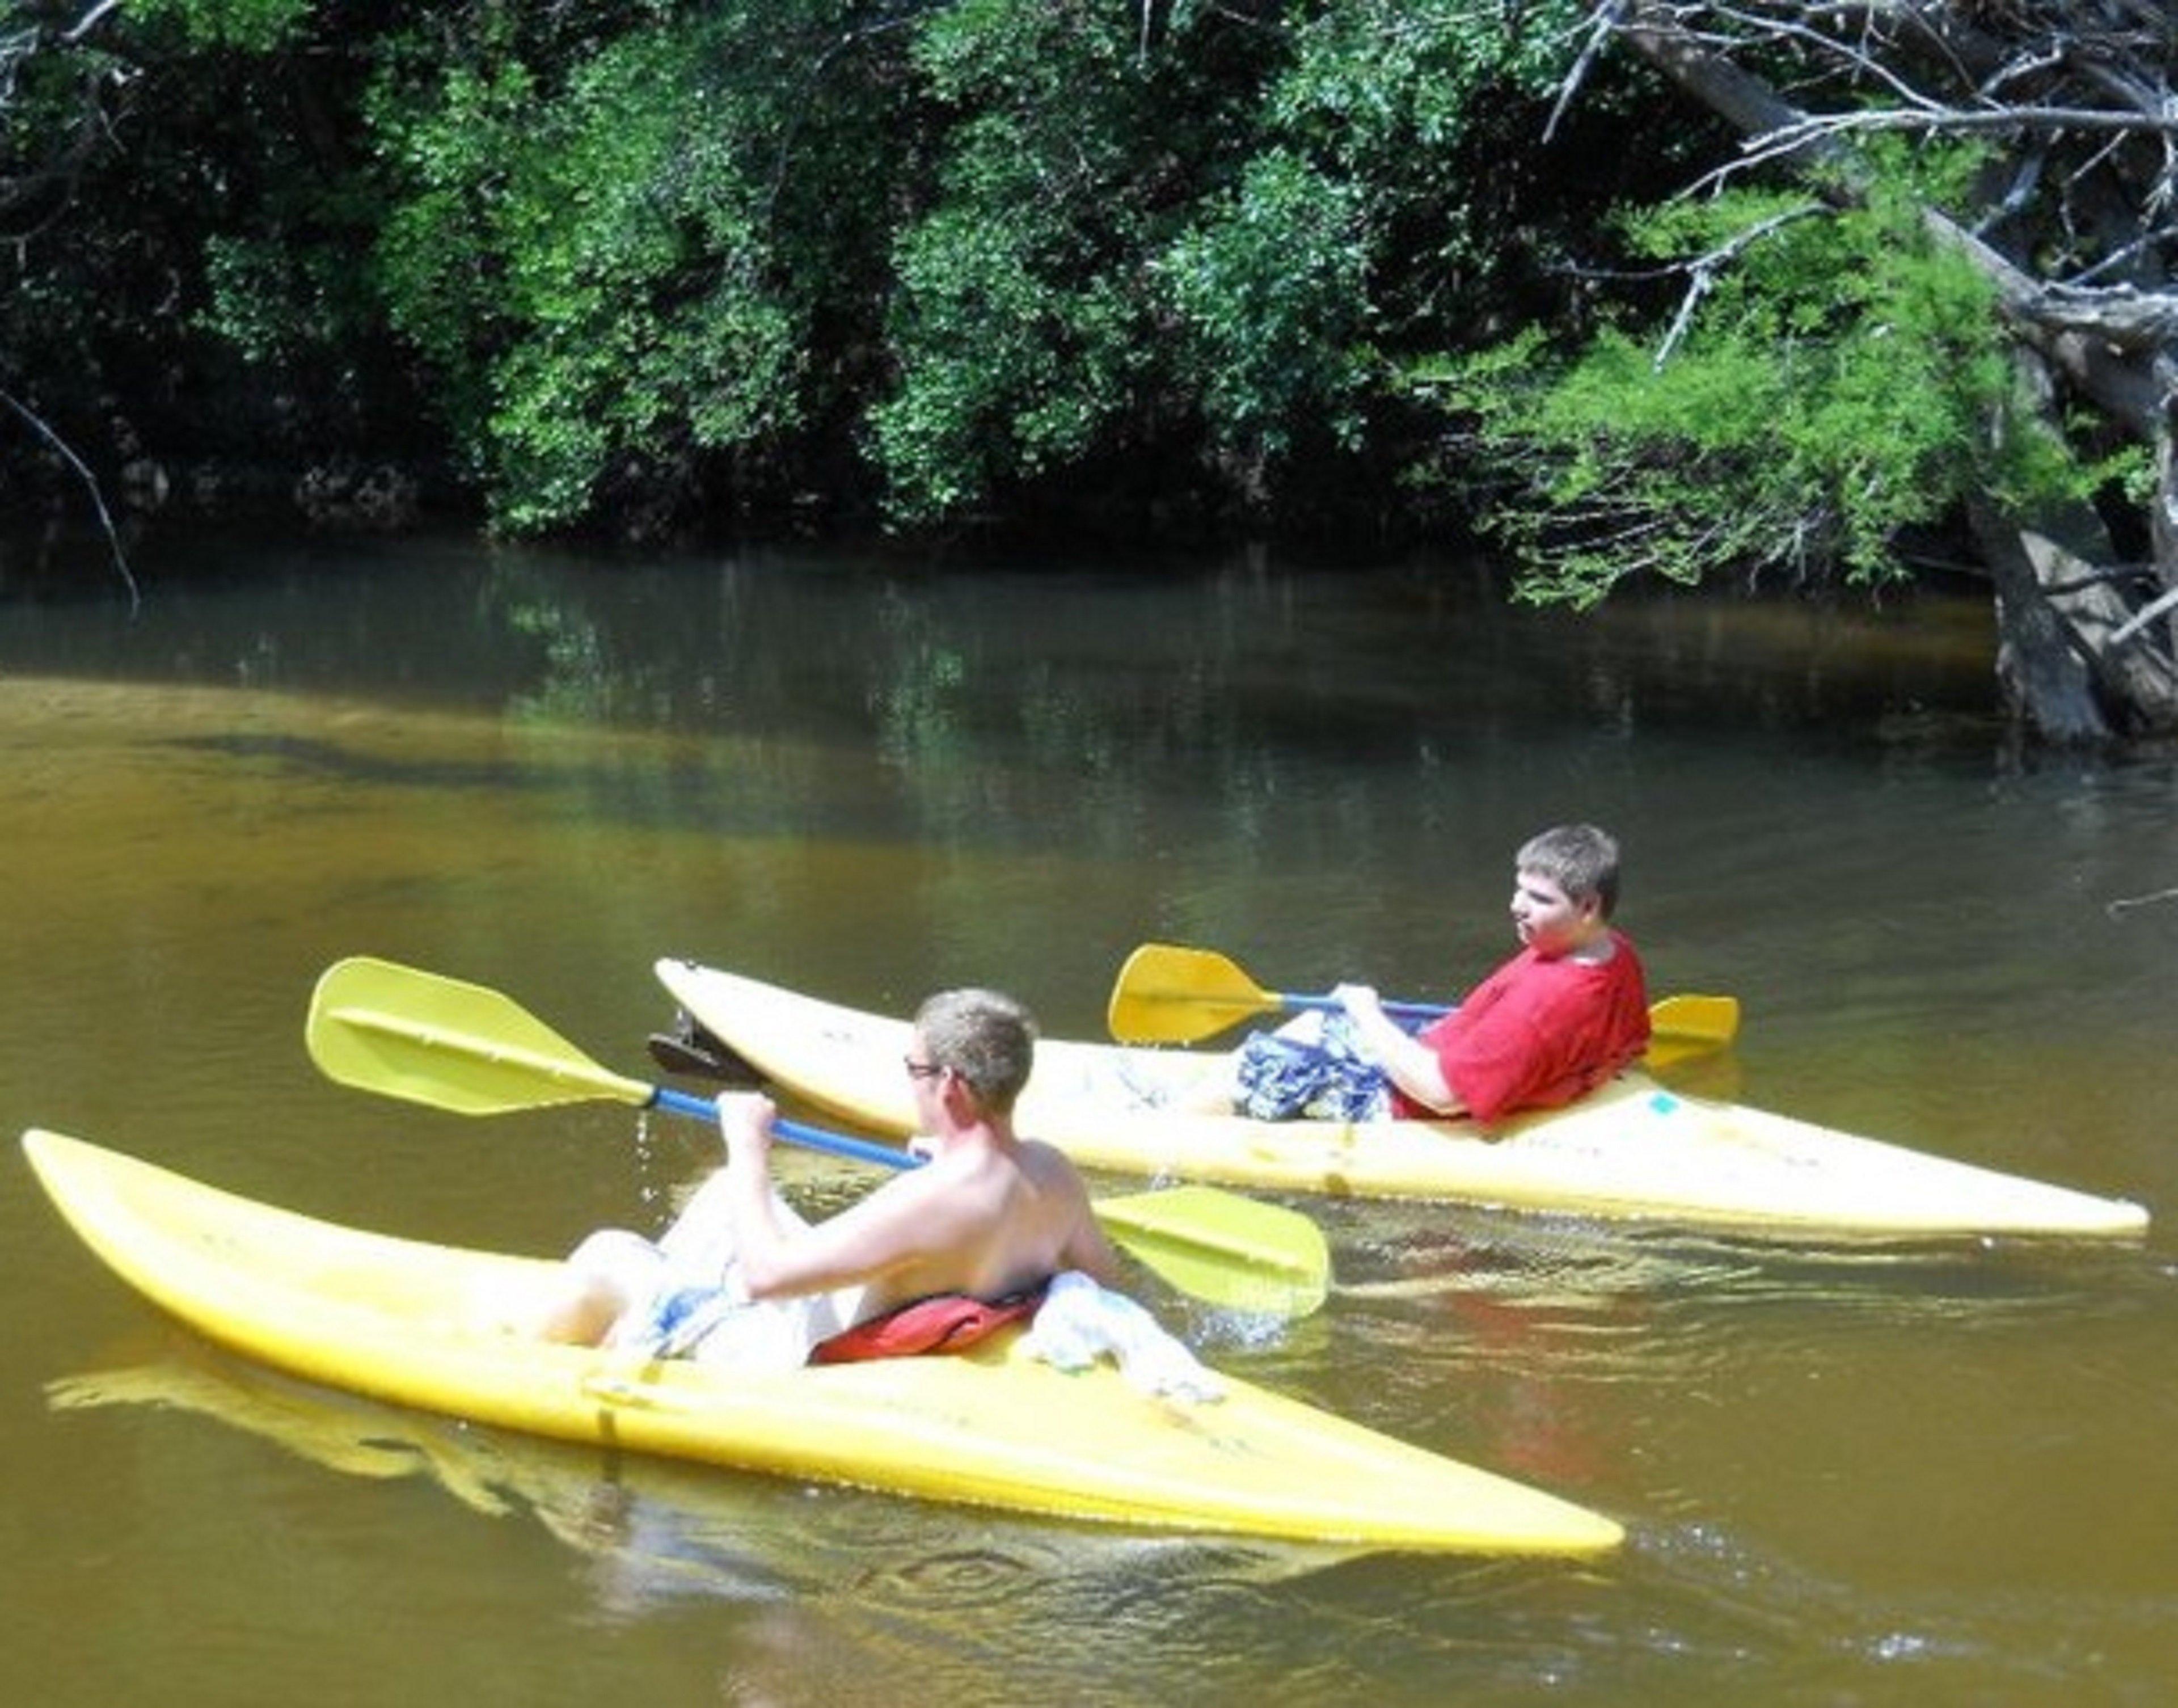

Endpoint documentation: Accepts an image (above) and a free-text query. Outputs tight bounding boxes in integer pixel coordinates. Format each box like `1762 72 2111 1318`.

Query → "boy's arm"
1336 985 1466 1115
716 1092 952 1300
1054 1172 1124 1288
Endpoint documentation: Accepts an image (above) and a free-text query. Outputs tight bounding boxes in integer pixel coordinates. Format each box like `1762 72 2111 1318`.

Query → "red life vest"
808 1286 1046 1365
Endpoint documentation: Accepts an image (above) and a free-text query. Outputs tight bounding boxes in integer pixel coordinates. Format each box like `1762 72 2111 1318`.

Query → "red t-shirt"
1390 932 1650 1125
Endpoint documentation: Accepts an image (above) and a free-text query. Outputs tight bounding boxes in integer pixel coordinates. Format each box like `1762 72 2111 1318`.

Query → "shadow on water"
156 733 547 791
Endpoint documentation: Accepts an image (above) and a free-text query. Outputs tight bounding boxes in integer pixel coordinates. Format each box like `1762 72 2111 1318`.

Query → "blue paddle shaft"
648 1084 916 1172
1282 993 1445 1027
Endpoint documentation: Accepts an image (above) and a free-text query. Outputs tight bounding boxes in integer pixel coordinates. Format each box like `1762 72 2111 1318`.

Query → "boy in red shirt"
1225 824 1649 1127
1341 824 1648 1123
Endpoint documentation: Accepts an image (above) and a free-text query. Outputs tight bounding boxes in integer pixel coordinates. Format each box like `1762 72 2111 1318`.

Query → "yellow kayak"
20 1128 1621 1557
656 959 2149 1241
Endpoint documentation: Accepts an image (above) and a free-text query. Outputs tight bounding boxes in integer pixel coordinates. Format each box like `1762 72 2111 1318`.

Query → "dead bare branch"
1 386 141 613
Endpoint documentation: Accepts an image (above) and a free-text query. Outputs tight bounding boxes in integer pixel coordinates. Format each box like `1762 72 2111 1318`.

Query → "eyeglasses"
902 1057 944 1081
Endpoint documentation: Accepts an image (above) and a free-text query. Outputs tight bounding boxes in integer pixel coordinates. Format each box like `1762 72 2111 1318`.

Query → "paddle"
1105 942 1742 1055
306 956 1329 1317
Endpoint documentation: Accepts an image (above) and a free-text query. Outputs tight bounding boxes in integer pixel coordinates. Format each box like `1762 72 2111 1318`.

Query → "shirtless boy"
524 987 1120 1366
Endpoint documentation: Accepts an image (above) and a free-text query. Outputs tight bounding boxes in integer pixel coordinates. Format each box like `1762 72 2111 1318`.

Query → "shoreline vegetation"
6 2 2175 740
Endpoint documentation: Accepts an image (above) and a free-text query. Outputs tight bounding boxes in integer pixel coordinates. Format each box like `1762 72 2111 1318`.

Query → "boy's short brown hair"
913 989 1037 1115
1516 824 1622 918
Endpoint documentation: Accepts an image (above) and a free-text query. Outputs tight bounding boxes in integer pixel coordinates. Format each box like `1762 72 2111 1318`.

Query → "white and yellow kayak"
656 959 2150 1242
20 1128 1621 1557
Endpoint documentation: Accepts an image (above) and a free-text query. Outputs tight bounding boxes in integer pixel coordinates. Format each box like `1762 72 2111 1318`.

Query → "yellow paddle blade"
1644 993 1741 1068
306 957 653 1116
1106 944 1282 1044
1092 1186 1329 1318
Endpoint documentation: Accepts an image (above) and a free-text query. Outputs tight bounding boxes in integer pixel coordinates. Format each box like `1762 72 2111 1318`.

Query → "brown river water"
3 531 2175 1706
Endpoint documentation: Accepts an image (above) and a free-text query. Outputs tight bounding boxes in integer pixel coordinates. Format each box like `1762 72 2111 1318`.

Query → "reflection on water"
47 1346 1351 1624
5 534 2178 1707
46 1342 1391 1708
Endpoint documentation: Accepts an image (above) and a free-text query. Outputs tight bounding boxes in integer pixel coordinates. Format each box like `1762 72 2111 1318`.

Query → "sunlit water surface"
3 532 2175 1706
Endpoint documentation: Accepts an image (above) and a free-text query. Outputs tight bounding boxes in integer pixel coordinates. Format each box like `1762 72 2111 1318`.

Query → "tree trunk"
1970 496 2109 744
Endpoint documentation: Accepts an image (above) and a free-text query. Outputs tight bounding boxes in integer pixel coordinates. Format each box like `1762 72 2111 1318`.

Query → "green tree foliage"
872 0 1597 529
1432 146 2130 606
868 3 1146 522
1 0 420 513
365 3 913 534
130 0 316 51
3 0 1658 543
358 0 1605 535
1158 149 1371 469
